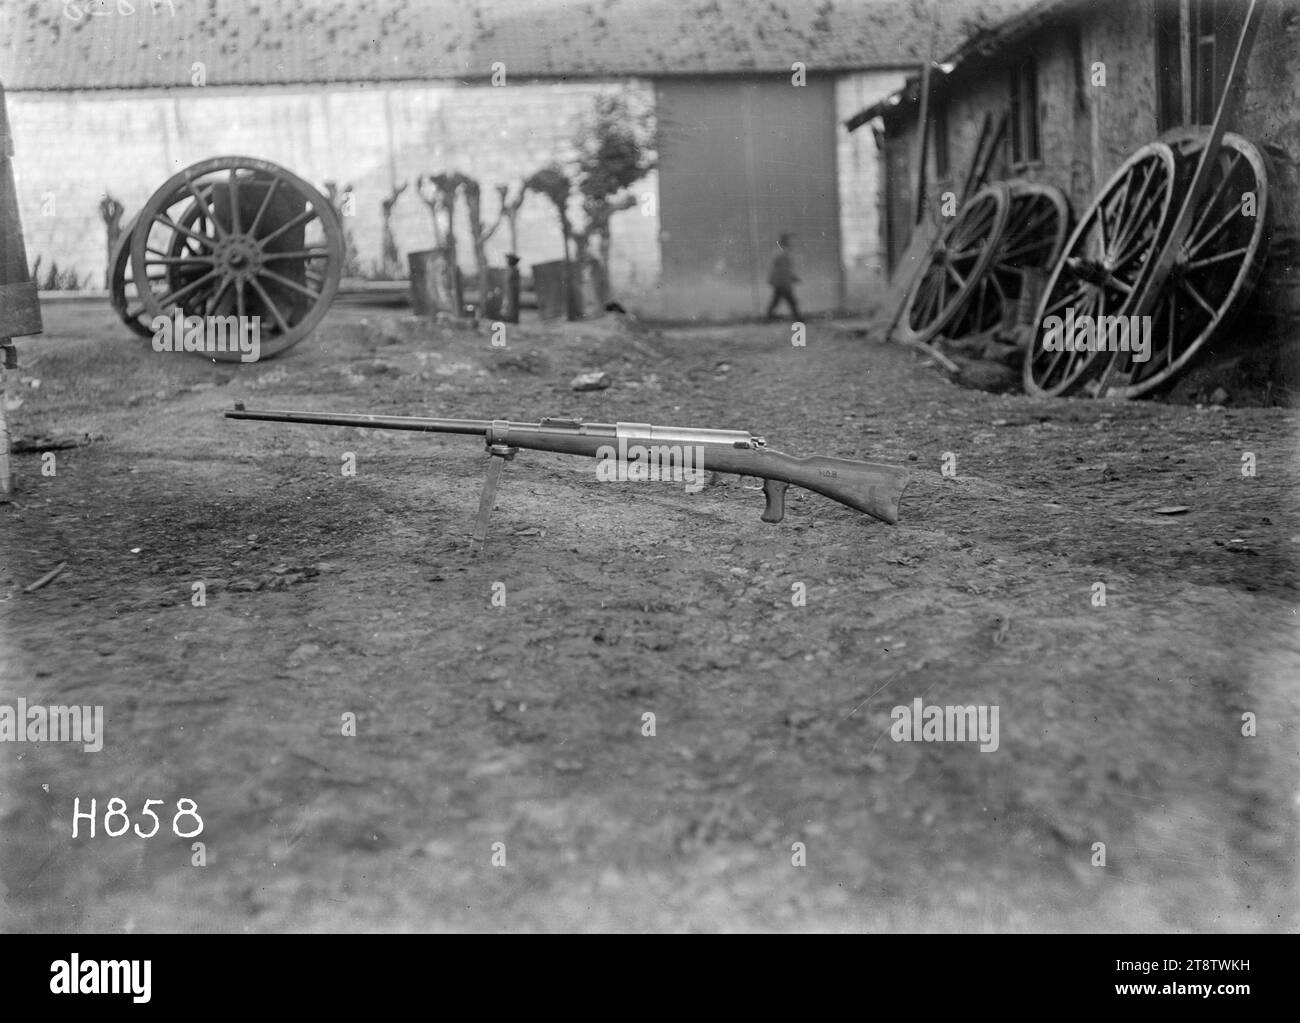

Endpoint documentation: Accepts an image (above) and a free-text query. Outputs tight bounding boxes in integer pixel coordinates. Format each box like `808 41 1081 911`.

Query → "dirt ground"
1 299 1296 933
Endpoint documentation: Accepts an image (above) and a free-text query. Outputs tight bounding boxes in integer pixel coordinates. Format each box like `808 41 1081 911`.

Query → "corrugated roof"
0 0 1038 91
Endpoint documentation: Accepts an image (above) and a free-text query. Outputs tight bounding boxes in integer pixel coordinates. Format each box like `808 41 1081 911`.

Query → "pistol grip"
760 478 788 523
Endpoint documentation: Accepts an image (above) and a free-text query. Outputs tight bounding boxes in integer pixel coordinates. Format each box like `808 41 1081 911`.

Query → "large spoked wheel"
897 184 1010 345
1023 142 1179 397
110 204 212 338
129 156 343 361
945 181 1071 339
1094 132 1272 398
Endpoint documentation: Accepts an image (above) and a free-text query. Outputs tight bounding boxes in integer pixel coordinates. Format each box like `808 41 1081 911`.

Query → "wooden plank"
876 217 941 339
913 58 933 227
959 113 994 205
910 3 942 227
968 112 1009 200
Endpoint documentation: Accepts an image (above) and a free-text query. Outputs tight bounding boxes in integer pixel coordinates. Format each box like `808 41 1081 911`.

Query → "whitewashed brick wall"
6 78 661 298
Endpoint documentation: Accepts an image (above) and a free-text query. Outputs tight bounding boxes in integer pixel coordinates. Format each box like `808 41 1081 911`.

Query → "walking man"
765 232 802 321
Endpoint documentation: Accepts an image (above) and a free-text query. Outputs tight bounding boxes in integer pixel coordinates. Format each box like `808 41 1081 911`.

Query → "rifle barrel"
225 407 492 435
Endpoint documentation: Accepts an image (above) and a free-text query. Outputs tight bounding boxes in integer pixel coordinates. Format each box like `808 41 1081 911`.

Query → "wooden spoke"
1186 246 1250 271
182 175 227 242
1042 285 1089 317
258 268 322 302
157 268 221 309
1185 204 1243 259
248 276 293 333
257 205 319 247
1185 151 1241 244
1177 276 1218 318
143 254 217 267
262 248 333 262
155 215 214 249
228 168 242 235
248 177 281 237
207 274 235 314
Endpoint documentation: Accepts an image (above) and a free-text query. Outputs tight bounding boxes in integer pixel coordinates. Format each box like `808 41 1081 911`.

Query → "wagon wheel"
1023 142 1179 397
1092 132 1272 398
944 181 1071 339
129 156 343 361
109 215 151 337
896 184 1011 345
110 203 213 338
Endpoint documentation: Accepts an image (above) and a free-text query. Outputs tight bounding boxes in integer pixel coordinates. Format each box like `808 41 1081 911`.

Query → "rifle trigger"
760 478 788 523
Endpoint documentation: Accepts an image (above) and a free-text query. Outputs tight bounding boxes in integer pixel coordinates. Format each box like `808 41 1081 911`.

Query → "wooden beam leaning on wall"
0 82 46 499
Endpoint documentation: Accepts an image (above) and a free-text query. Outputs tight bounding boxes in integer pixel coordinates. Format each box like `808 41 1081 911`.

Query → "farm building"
0 0 1037 319
848 0 1300 396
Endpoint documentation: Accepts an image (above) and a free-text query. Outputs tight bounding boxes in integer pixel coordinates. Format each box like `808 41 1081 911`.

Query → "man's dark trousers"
766 285 801 321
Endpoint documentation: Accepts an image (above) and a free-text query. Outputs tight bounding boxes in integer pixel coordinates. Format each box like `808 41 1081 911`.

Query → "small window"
1155 0 1184 130
1009 57 1041 164
933 99 950 179
1190 0 1244 124
1154 0 1247 129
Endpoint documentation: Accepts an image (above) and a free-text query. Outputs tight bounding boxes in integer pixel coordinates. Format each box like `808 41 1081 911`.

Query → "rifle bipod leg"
470 443 517 554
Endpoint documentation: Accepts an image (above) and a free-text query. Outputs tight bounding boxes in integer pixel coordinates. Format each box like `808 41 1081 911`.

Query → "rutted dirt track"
1 302 1296 932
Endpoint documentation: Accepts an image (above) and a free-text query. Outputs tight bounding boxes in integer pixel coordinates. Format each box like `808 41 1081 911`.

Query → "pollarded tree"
460 176 509 317
525 165 580 318
524 164 574 261
572 92 656 304
496 182 527 256
380 181 408 278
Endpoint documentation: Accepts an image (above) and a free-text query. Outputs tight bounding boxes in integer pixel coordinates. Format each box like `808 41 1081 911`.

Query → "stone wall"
886 0 1299 314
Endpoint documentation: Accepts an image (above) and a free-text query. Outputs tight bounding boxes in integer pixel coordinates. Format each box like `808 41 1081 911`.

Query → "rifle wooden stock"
491 429 907 525
701 445 908 525
226 405 909 532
